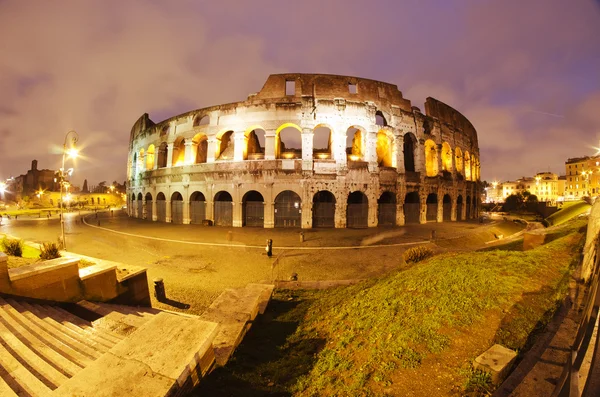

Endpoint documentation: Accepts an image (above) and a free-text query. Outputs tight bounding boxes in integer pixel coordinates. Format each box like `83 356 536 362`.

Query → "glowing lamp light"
65 193 72 202
175 160 184 166
0 182 6 194
283 152 295 159
67 148 79 158
316 153 330 159
348 154 360 161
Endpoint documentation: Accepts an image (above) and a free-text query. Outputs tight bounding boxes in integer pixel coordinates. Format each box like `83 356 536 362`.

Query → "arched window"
157 142 168 168
455 147 463 175
375 111 387 127
403 133 416 172
172 138 185 166
441 142 452 172
245 128 265 160
194 115 209 127
192 134 208 164
146 144 155 169
376 131 393 167
216 130 234 160
424 139 438 177
313 125 333 160
346 127 364 161
276 124 302 159
464 151 472 181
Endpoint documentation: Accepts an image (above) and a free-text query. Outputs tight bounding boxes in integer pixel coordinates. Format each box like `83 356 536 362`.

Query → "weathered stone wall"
582 199 600 281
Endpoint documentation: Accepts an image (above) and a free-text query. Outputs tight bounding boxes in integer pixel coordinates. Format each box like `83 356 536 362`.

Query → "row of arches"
130 190 477 228
424 140 480 180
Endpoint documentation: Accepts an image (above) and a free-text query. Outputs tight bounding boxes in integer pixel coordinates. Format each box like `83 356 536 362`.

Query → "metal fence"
378 204 396 226
190 201 206 224
156 201 166 222
404 203 420 224
275 203 301 228
214 201 233 226
244 202 264 227
443 203 452 221
313 202 335 228
426 204 438 222
347 203 368 228
171 201 183 224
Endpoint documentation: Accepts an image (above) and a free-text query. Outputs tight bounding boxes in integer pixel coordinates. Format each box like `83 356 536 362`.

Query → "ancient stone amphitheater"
127 73 480 228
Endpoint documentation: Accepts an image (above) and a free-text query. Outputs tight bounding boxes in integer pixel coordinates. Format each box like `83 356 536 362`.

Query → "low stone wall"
582 199 600 281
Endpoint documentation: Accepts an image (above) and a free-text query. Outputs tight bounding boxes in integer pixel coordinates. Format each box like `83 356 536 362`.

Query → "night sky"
1 0 599 187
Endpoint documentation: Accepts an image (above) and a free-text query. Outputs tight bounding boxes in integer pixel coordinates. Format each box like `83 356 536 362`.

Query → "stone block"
473 344 517 385
208 288 261 321
80 264 119 302
8 258 82 302
523 232 546 251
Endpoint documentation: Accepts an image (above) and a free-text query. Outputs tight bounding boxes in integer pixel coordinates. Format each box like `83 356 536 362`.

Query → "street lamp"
59 130 79 250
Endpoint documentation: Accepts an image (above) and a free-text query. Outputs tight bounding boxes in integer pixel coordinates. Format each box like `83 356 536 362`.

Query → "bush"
1 237 23 257
40 242 61 260
403 245 433 264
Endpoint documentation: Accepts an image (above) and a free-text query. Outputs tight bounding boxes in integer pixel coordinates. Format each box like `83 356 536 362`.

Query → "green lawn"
545 201 591 226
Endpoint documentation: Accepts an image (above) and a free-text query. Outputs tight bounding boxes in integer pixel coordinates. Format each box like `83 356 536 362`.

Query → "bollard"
97 220 100 226
226 231 233 241
266 238 273 258
430 230 436 240
299 232 304 243
154 278 166 301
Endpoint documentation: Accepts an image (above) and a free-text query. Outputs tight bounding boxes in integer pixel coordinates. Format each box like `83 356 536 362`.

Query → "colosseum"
127 73 480 229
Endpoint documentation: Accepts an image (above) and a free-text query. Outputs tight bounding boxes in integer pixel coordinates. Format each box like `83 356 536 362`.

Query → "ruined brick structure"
127 74 480 228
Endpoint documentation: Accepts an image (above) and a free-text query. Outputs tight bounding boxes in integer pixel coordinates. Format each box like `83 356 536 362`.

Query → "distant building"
565 155 600 200
490 172 564 205
5 160 58 202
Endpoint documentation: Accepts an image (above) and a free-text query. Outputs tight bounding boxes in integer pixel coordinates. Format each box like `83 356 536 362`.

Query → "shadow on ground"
192 292 326 396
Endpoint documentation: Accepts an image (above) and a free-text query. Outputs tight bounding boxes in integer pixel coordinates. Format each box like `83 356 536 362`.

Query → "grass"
545 201 591 226
196 221 584 396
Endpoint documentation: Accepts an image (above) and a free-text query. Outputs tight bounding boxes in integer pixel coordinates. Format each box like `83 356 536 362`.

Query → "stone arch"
378 191 396 226
216 130 234 160
455 147 463 175
456 195 463 221
441 142 452 172
376 129 394 167
157 142 168 168
242 190 264 227
189 191 206 224
156 192 166 222
146 144 155 169
312 190 336 228
171 191 184 224
313 124 333 160
464 151 472 181
404 191 420 224
424 139 438 177
276 123 302 159
466 195 472 219
443 194 452 221
347 191 368 228
345 126 366 162
426 193 438 222
214 190 233 226
375 110 387 127
193 115 210 127
403 133 417 172
244 126 265 160
172 137 186 166
192 133 208 164
274 190 302 228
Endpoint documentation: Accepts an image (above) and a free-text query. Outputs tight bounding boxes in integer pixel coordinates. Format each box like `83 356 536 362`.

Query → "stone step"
199 310 249 366
75 300 156 337
0 312 68 389
0 339 50 397
78 300 160 318
244 283 275 314
0 298 88 374
207 288 262 322
6 298 98 363
47 305 124 346
0 373 18 397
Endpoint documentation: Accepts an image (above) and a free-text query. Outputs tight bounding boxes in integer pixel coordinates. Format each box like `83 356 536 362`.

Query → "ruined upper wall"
255 73 413 112
424 98 478 146
130 113 155 148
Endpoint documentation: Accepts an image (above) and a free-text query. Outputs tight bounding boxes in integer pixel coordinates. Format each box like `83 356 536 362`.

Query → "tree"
82 179 89 193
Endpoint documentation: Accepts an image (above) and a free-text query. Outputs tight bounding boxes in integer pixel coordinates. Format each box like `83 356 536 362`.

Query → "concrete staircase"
0 282 275 396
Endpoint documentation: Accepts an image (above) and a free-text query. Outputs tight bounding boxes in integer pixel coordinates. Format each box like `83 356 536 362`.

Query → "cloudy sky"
0 0 599 187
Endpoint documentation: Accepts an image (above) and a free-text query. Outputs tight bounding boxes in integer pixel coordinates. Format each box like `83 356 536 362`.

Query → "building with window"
127 74 481 228
565 155 600 200
493 172 564 205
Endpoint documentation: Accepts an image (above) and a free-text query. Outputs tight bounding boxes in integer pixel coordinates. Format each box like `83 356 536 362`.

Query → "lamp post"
59 130 79 250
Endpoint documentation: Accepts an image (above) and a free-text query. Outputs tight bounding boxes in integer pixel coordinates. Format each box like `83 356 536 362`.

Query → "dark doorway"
214 191 233 226
443 194 452 221
347 191 368 228
171 192 183 224
312 191 335 228
275 191 301 228
189 191 206 224
426 193 438 222
378 191 396 226
404 192 420 224
243 191 264 227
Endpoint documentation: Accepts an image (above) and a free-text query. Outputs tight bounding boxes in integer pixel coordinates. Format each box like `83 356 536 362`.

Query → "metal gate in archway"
137 200 142 218
404 192 420 224
171 202 183 224
426 194 438 222
190 201 206 224
347 192 368 228
156 201 166 222
377 192 396 226
244 202 264 227
312 191 335 228
274 191 301 228
443 195 452 221
214 202 232 226
466 197 472 220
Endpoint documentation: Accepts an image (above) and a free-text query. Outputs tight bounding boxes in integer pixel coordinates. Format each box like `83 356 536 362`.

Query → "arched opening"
193 134 208 164
130 193 135 215
156 192 166 222
171 192 183 224
189 191 206 224
443 194 452 221
172 138 186 166
137 193 143 218
466 196 472 219
378 191 396 226
146 144 155 169
216 130 234 160
345 127 364 162
131 153 137 177
274 190 301 227
441 142 452 172
160 125 169 137
313 125 333 160
376 131 393 167
242 190 264 227
455 147 463 175
312 190 335 228
375 111 387 127
347 191 368 228
144 192 152 220
138 149 145 173
426 193 438 222
194 115 209 127
214 191 233 226
245 128 265 160
404 192 420 224
456 195 463 221
403 133 416 173
276 124 302 159
157 142 168 168
425 140 438 177
464 151 472 181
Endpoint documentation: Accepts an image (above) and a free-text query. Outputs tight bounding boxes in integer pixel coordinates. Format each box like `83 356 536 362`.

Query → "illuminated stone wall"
127 74 481 228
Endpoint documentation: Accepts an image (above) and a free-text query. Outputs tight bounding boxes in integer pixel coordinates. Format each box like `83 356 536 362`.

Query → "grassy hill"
544 201 591 226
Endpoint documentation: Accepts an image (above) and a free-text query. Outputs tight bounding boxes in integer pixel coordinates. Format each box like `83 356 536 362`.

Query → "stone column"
366 131 378 172
166 143 174 168
415 139 425 174
396 202 405 226
436 144 443 176
234 131 246 162
142 200 147 220
335 202 346 228
461 198 467 221
437 194 444 222
419 194 427 224
184 141 196 165
301 198 312 229
183 200 190 224
395 133 404 171
233 201 242 227
334 130 347 171
302 128 314 171
165 200 172 223
368 195 378 227
264 131 276 160
207 138 217 163
152 199 157 221
264 201 274 228
451 196 457 221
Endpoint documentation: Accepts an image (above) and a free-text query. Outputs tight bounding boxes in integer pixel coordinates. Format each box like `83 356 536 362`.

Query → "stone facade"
127 73 481 228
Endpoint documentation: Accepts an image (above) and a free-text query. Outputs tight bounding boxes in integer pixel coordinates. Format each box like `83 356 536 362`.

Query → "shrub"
1 237 23 257
40 242 61 260
403 245 433 264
